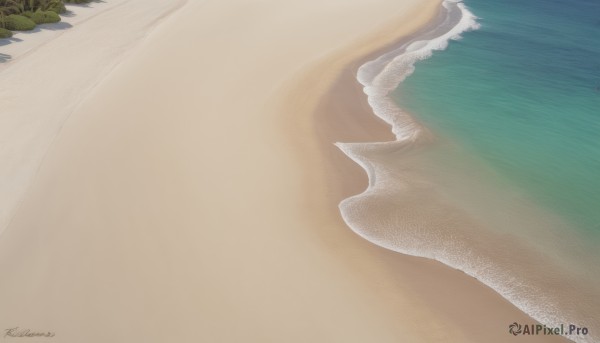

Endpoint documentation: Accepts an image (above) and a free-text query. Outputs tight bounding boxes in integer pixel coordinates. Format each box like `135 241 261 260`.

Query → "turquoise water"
394 0 600 236
339 1 600 338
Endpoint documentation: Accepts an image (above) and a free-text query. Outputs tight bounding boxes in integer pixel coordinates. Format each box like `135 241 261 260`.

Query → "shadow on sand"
0 0 107 62
0 53 11 63
62 0 106 16
0 36 22 47
34 22 74 31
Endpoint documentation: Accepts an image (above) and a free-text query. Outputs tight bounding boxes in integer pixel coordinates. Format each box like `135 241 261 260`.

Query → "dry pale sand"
0 0 569 342
0 0 186 235
0 0 130 69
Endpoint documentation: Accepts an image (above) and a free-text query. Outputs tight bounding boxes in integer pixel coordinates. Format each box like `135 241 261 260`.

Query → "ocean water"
396 0 600 237
336 0 600 341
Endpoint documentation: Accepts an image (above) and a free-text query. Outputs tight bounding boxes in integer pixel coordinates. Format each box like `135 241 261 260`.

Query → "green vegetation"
0 26 12 37
4 14 35 30
0 0 90 37
26 10 61 24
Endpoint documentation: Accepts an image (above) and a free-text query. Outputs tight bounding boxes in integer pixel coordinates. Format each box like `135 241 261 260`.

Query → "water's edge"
336 1 599 342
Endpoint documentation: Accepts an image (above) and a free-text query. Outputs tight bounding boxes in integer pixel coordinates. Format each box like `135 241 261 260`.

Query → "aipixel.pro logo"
508 322 589 337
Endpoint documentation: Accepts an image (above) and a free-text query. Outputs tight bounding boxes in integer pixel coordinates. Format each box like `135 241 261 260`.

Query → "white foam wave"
356 1 479 141
336 2 599 342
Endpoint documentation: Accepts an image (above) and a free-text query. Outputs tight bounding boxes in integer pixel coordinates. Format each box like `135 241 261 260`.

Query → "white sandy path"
0 0 186 234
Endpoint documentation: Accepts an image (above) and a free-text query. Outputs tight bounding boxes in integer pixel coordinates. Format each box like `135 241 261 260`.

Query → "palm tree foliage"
1 0 90 14
0 0 89 32
1 0 63 14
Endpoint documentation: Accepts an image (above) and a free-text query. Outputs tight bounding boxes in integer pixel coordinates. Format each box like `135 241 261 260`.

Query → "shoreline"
1 0 495 341
309 1 572 342
321 0 600 341
0 0 579 341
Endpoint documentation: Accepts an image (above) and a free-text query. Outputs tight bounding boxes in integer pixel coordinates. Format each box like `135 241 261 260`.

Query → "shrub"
30 10 60 24
4 14 36 31
47 3 66 14
0 27 12 38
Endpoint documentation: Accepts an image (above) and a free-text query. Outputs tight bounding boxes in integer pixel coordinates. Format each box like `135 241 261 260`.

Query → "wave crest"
336 2 600 342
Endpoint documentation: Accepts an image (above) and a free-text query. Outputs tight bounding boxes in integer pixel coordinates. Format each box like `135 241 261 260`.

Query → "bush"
47 3 67 14
0 27 12 38
30 10 61 24
4 14 36 31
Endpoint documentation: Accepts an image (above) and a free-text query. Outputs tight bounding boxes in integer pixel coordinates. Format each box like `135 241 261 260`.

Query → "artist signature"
4 327 55 339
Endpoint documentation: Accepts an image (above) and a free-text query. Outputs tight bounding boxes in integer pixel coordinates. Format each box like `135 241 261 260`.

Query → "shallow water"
337 0 600 341
397 0 600 237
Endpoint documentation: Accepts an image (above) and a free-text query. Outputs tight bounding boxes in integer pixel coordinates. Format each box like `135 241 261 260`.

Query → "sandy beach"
0 0 570 342
0 0 186 235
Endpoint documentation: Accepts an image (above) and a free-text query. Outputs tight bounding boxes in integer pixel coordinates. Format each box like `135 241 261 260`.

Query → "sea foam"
336 1 600 342
355 1 479 141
